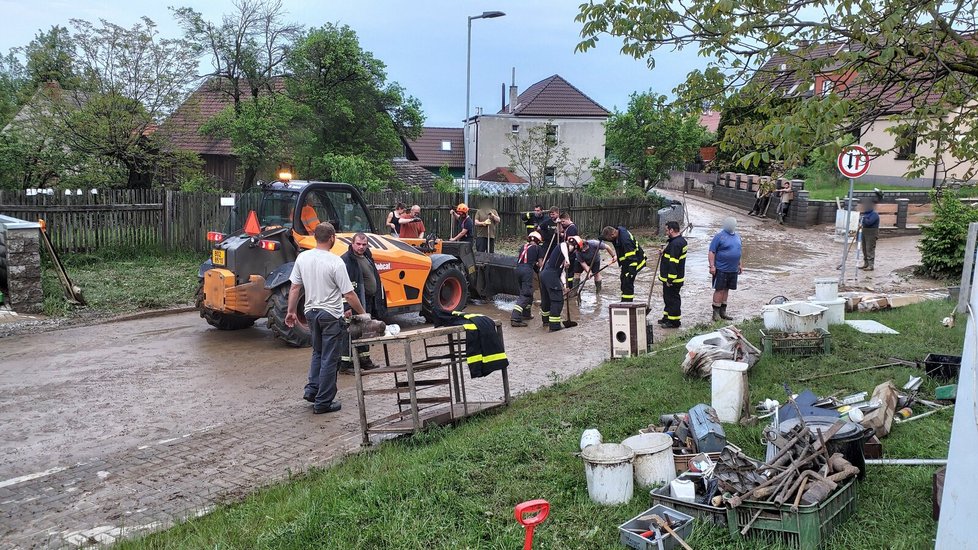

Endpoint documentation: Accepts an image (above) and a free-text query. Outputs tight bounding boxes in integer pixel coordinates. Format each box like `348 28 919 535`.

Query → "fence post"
959 222 978 315
163 189 174 251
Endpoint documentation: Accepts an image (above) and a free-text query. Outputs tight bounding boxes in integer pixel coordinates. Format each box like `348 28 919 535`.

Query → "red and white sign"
837 145 871 179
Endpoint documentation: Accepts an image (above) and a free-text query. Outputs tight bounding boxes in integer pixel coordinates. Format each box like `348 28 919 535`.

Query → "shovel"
561 287 578 328
514 499 550 550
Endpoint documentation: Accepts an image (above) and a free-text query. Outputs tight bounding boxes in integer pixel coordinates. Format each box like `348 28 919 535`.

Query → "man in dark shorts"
708 217 743 322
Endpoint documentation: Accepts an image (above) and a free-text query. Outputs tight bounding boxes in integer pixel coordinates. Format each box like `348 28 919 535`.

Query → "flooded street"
0 192 937 546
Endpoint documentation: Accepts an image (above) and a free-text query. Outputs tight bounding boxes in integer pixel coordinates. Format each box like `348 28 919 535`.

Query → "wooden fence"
0 189 661 254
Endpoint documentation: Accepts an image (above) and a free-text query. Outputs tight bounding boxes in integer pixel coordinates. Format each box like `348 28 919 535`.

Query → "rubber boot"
541 313 549 327
865 262 874 271
549 321 563 332
522 308 534 320
858 263 869 270
510 318 527 327
712 305 722 322
720 304 734 321
594 281 602 292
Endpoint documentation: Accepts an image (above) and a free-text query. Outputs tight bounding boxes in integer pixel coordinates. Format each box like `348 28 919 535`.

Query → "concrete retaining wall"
0 215 43 313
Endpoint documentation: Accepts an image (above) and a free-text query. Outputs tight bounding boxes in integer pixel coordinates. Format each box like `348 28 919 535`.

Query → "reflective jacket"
659 235 688 284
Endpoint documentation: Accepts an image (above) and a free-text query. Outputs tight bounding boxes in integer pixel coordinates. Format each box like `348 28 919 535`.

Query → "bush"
918 192 978 278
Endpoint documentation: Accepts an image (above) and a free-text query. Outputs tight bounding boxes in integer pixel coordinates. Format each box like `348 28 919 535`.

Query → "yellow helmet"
456 203 469 213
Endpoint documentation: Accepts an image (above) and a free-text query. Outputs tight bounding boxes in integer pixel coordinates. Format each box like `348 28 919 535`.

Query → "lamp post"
464 10 505 205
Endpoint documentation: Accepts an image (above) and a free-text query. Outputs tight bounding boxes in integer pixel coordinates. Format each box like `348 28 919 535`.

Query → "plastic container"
651 474 727 526
762 304 784 331
673 451 722 475
726 479 857 550
685 331 723 353
806 297 846 325
777 302 828 333
619 505 695 550
581 443 635 505
924 354 962 381
760 329 831 356
814 277 839 301
580 428 602 451
622 433 676 488
669 478 696 502
711 360 749 423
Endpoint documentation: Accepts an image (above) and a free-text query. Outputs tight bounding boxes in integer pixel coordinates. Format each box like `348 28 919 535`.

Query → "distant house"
470 74 610 187
749 43 963 185
477 166 526 184
391 157 435 191
402 127 465 177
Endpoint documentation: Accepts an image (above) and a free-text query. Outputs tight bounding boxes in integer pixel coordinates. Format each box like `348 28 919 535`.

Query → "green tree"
433 164 457 193
918 193 978 278
23 26 76 87
287 24 424 185
503 123 572 189
0 51 28 126
605 92 707 191
577 0 978 179
310 153 394 192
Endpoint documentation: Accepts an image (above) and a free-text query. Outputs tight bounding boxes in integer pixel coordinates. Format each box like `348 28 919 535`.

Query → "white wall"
470 114 606 187
860 117 977 186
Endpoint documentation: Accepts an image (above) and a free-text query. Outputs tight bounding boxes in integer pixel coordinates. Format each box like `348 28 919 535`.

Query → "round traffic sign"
837 145 870 178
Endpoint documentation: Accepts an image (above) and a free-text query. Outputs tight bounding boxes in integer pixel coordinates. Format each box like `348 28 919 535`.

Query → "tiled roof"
699 111 721 133
477 166 526 183
499 75 609 118
403 127 464 169
391 158 435 191
159 78 284 155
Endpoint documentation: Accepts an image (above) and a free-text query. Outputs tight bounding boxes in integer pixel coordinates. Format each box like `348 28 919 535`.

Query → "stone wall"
656 202 685 235
0 216 43 313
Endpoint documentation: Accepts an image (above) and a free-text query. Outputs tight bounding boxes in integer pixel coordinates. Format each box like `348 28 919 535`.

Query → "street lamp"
464 10 506 205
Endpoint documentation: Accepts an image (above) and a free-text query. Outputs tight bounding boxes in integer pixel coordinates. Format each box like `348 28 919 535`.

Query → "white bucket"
834 209 859 242
807 297 846 325
777 302 828 333
621 433 675 488
762 304 784 331
712 360 750 423
580 428 603 451
581 443 635 505
814 277 839 301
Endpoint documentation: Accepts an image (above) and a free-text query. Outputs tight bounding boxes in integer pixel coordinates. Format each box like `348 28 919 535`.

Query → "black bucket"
770 417 873 480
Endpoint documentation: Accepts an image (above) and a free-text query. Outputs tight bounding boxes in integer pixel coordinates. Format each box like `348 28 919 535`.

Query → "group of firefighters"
440 202 689 333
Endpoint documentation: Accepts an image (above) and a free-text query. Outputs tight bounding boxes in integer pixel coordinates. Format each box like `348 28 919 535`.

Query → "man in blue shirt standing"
708 217 743 322
859 198 881 271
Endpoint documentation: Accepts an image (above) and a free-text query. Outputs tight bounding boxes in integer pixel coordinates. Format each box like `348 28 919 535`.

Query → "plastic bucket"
814 277 839 301
762 305 784 331
711 360 749 423
806 297 846 325
581 443 635 505
622 433 675 488
777 302 828 333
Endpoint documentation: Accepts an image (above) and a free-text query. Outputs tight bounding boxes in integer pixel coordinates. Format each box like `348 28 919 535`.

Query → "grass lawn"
803 181 921 201
119 300 960 550
41 247 202 316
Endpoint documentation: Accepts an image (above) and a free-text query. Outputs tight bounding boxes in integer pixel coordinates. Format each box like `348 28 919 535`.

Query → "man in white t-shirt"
286 222 366 414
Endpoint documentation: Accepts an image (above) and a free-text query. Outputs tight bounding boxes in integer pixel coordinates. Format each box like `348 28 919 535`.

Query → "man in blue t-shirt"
708 217 743 322
859 198 881 271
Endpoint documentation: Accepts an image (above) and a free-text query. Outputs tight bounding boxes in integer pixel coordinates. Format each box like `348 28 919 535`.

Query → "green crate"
760 328 831 356
726 479 856 550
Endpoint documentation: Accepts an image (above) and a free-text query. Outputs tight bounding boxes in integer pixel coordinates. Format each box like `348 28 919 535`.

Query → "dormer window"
821 79 834 96
441 140 452 151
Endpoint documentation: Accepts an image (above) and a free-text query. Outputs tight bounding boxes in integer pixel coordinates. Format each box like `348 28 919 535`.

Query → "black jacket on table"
659 235 688 284
433 309 509 378
340 248 387 319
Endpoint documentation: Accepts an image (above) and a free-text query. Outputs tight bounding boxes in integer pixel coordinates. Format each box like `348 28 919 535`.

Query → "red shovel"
514 499 550 550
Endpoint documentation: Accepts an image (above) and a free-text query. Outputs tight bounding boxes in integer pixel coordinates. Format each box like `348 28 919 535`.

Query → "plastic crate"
650 476 727 526
672 451 721 476
760 329 831 356
619 504 694 550
726 479 856 550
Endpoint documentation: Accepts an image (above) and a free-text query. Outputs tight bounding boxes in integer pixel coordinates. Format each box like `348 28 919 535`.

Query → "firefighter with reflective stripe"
601 225 647 302
559 212 579 289
522 204 546 234
658 221 687 329
539 235 576 332
442 311 509 377
511 231 543 327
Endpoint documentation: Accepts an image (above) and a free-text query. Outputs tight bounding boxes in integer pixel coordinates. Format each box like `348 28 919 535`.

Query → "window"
821 79 834 96
511 124 520 133
440 140 452 151
545 124 559 144
544 166 556 185
896 131 918 160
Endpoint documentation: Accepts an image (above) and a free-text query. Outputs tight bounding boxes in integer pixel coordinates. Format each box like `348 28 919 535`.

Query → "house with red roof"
402 127 464 177
470 74 609 187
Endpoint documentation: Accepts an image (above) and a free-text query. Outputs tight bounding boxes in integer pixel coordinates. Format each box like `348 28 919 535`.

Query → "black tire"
195 281 257 330
421 262 469 322
267 283 311 347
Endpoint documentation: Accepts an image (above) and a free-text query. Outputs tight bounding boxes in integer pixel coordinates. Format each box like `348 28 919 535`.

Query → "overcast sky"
0 0 705 126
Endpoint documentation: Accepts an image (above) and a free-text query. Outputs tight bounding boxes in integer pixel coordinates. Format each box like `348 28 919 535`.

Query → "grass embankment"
41 247 200 316
122 300 961 549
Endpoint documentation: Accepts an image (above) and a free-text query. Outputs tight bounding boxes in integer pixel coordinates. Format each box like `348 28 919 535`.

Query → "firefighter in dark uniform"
539 206 561 257
511 231 543 327
601 225 647 302
658 221 687 328
521 204 547 235
539 235 577 332
559 212 579 289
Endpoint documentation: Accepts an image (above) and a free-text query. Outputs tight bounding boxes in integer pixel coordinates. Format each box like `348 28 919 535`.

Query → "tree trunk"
241 165 257 191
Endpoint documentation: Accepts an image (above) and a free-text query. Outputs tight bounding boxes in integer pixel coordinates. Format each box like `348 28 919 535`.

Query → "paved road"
0 194 932 547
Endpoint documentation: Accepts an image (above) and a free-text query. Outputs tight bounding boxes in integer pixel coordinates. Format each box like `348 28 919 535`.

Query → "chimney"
508 67 518 114
501 83 506 111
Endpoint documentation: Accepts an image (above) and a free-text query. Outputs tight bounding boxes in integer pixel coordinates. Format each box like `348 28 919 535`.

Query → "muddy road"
0 193 936 546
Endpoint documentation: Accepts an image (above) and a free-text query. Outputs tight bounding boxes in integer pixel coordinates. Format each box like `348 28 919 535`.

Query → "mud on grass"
42 247 200 316
120 300 961 549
